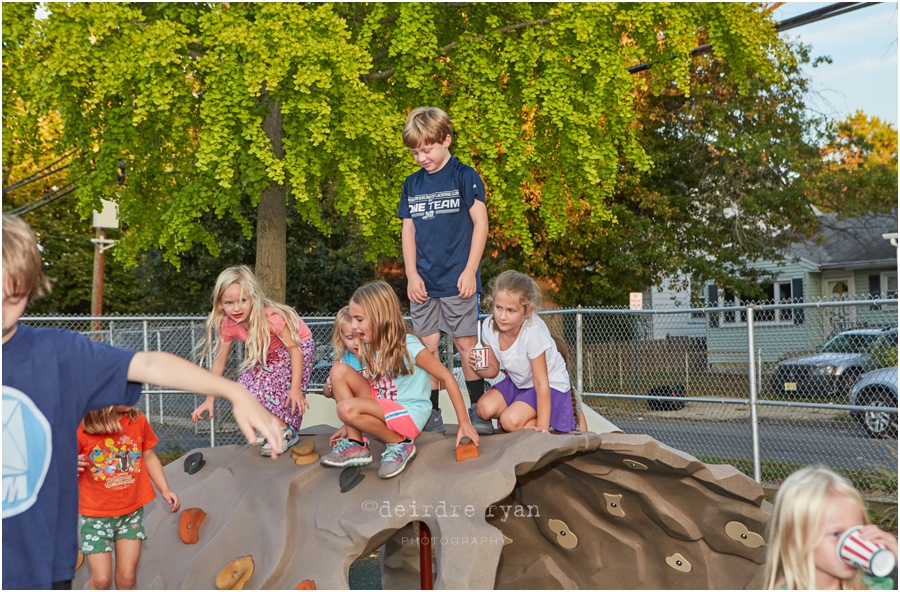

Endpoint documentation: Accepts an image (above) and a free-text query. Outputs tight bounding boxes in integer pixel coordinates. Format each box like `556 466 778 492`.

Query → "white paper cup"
472 347 490 371
837 526 896 577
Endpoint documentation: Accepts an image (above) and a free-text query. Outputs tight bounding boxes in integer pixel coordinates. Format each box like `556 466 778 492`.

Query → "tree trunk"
256 95 287 302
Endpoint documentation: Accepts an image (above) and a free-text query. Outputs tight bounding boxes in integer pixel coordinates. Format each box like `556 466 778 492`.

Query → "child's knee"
330 363 353 383
91 571 113 590
115 572 137 590
336 399 358 422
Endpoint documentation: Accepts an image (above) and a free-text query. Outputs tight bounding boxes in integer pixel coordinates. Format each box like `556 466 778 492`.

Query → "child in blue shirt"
323 306 362 399
1 214 284 590
397 107 491 435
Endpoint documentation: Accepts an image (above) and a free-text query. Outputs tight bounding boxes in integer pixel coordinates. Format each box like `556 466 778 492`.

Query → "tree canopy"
4 2 788 296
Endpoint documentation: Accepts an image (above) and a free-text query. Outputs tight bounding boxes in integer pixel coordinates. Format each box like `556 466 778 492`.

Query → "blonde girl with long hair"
320 281 479 479
76 405 179 589
764 465 897 590
190 266 315 455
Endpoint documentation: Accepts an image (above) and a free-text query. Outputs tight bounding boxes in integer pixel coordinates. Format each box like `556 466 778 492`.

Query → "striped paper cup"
837 526 896 578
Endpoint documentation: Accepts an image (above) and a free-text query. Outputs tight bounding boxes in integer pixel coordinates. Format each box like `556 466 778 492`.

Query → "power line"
2 149 76 194
626 2 877 74
5 181 78 216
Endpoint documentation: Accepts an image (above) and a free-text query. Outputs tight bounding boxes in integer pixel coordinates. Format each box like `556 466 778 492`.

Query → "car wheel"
859 389 898 439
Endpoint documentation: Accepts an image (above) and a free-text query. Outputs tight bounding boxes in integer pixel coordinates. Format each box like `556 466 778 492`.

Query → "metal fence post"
208 348 215 448
576 307 583 402
109 320 115 347
190 321 198 435
142 321 150 425
746 306 761 483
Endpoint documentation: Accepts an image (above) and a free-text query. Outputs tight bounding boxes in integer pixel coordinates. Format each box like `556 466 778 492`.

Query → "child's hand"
524 425 550 434
858 525 898 559
456 420 480 448
467 349 481 373
457 270 477 300
77 454 89 474
162 490 181 513
191 398 215 423
330 425 348 445
407 273 428 304
324 376 334 399
286 388 309 415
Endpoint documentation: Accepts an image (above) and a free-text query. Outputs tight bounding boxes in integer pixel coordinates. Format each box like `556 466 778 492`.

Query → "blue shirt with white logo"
397 156 486 297
2 325 141 589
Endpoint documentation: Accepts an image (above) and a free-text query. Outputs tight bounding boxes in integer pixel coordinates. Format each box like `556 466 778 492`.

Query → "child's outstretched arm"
414 349 479 447
277 323 309 416
143 447 180 513
457 200 488 299
527 353 551 433
190 339 233 422
129 351 284 457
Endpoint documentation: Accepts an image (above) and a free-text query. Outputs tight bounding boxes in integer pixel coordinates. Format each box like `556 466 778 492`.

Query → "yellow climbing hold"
725 521 765 549
623 459 648 470
547 519 578 550
666 553 692 573
603 493 625 517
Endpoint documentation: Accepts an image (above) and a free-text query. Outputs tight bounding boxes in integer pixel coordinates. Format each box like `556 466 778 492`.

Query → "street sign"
629 292 643 310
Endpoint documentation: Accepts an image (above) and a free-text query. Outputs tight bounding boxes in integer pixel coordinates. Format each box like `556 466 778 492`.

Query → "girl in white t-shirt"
468 271 576 433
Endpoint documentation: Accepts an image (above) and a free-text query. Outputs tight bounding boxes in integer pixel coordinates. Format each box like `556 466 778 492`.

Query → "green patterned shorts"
79 508 146 555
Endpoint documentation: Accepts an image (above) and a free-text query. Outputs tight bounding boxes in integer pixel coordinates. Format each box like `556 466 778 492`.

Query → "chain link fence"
21 296 897 500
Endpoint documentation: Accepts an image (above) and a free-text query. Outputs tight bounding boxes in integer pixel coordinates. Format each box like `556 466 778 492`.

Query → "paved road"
612 416 898 471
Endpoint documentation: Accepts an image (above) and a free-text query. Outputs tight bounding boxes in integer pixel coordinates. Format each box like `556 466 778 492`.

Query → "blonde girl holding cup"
468 270 575 434
764 465 897 590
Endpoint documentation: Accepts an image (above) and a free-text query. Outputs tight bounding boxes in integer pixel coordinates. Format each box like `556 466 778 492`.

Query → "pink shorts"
375 399 421 441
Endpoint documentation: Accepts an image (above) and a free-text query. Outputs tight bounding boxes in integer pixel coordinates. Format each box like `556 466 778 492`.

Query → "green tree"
4 2 786 302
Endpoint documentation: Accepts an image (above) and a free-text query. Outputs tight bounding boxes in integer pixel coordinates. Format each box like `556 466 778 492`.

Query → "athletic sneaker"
320 438 373 467
423 408 446 434
260 426 299 457
378 440 417 479
468 404 494 435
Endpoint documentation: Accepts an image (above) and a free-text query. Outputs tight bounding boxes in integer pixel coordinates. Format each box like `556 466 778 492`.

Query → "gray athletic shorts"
410 294 478 338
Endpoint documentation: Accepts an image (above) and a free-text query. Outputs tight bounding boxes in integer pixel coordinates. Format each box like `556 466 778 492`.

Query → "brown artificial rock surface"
72 426 770 589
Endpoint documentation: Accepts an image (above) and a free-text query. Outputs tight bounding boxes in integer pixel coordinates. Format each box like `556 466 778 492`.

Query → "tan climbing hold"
456 437 479 462
294 453 320 466
295 579 317 590
76 552 84 570
623 459 648 470
292 441 315 457
503 535 513 547
178 508 207 545
215 555 254 590
666 553 692 573
603 493 625 517
725 521 765 549
547 519 578 550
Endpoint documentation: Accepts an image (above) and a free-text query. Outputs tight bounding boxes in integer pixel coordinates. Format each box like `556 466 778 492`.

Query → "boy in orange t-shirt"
77 405 179 590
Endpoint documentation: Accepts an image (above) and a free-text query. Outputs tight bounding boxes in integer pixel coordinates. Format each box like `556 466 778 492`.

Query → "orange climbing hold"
179 508 207 545
456 437 479 462
295 579 317 589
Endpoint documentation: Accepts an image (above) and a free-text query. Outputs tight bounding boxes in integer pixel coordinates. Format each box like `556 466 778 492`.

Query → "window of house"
883 272 898 299
723 288 738 323
721 282 795 324
690 287 707 318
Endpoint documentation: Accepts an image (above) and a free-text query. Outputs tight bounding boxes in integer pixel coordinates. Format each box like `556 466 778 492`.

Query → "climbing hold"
294 453 320 466
666 553 692 573
456 437 479 462
179 508 207 544
76 552 84 570
547 519 578 550
184 452 205 475
725 521 765 549
295 579 317 590
603 493 625 517
339 466 364 492
215 556 254 590
623 459 648 470
503 535 513 547
292 440 315 457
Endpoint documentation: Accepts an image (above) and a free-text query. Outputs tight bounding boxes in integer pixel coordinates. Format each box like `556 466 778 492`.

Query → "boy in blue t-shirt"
396 107 492 435
1 215 285 590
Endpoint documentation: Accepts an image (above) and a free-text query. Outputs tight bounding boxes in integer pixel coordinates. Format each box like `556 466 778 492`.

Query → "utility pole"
90 200 118 335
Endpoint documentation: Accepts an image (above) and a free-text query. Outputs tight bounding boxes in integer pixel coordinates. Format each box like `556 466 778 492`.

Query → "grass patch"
693 454 898 497
868 507 898 536
833 412 855 423
155 441 186 466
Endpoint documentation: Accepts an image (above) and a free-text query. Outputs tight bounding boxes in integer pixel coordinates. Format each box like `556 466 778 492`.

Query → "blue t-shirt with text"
2 325 142 589
397 156 486 297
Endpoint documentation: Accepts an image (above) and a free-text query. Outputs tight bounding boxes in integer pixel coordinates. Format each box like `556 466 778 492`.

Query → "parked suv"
769 327 897 398
849 366 898 439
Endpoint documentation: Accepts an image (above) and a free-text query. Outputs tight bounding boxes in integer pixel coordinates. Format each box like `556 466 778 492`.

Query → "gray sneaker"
378 440 417 479
468 404 495 435
320 438 373 467
423 408 446 434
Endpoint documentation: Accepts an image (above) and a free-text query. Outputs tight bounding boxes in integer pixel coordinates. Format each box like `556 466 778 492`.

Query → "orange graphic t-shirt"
77 412 159 517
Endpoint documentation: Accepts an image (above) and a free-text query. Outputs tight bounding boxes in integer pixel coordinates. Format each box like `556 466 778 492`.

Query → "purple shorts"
492 376 576 433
